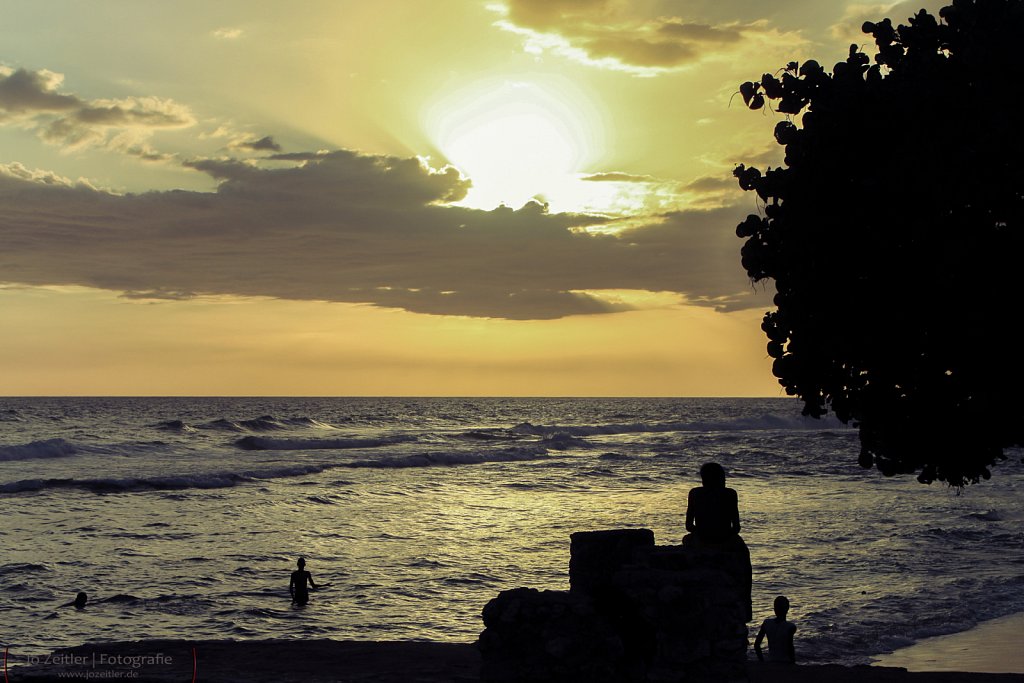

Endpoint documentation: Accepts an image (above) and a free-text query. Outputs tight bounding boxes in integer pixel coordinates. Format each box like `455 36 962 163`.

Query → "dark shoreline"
7 639 1024 682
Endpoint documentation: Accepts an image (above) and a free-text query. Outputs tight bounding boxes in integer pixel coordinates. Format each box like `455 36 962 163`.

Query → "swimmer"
60 592 88 609
289 557 318 606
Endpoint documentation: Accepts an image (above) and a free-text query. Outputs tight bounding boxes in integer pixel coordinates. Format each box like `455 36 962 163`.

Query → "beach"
873 611 1024 675
8 637 1024 682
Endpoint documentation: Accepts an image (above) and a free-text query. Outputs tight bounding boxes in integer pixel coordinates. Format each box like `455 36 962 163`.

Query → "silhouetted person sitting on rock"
60 592 88 609
682 462 752 621
290 557 318 606
684 462 740 545
754 595 796 664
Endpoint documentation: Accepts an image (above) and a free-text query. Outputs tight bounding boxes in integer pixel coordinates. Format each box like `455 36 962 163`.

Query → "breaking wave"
0 463 335 495
154 420 197 433
0 438 77 462
193 415 335 433
235 435 415 451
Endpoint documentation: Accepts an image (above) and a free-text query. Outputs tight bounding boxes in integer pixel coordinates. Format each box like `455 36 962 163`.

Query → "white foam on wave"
154 420 197 433
197 415 335 433
236 416 290 431
281 417 335 429
510 413 848 438
0 438 77 461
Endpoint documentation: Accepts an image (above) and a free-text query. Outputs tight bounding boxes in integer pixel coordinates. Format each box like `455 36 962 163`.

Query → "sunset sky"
0 0 940 396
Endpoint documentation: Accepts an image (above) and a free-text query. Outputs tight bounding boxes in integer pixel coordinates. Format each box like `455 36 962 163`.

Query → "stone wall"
479 529 749 682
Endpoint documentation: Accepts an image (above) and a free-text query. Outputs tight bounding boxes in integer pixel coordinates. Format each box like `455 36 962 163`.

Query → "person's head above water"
774 595 790 618
297 557 305 569
699 462 727 488
73 592 88 609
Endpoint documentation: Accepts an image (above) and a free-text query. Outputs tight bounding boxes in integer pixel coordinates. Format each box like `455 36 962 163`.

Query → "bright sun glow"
426 77 613 212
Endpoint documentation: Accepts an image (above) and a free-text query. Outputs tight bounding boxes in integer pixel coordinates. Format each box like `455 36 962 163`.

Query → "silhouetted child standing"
289 557 318 606
754 595 796 664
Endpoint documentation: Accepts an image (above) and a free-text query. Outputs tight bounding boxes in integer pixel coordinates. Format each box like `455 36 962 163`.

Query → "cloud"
41 96 194 150
829 3 897 43
828 1 947 44
729 143 786 171
0 67 78 115
0 161 76 187
212 27 244 40
0 65 194 152
199 125 283 154
681 176 735 193
495 0 799 74
267 151 329 162
0 150 763 319
119 143 175 162
120 289 197 301
230 135 282 152
580 172 658 183
582 170 744 211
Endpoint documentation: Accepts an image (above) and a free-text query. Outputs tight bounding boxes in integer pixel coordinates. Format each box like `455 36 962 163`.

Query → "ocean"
1 397 1022 664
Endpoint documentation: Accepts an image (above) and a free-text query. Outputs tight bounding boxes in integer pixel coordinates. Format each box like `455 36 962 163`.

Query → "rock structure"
479 529 749 682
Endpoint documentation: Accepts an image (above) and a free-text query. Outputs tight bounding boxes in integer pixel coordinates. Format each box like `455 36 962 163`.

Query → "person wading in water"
289 557 318 606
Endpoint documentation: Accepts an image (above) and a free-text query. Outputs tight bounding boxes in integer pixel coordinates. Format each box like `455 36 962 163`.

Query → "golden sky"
0 0 941 396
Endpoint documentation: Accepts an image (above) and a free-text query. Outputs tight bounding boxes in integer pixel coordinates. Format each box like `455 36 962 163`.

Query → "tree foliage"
734 0 1024 486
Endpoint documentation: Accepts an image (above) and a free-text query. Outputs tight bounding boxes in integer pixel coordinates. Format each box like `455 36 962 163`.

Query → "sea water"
1 397 1022 663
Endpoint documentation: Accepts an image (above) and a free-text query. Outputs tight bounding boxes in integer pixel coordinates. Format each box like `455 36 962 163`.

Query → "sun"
425 77 608 211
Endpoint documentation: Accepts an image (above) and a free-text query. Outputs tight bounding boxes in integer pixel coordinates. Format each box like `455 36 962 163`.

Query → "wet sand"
8 638 1024 682
873 611 1024 674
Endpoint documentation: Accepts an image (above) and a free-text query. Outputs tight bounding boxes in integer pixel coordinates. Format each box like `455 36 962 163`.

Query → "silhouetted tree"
734 0 1024 486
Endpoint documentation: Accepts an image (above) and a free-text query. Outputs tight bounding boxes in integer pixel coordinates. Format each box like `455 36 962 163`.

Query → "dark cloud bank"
0 150 762 319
